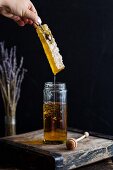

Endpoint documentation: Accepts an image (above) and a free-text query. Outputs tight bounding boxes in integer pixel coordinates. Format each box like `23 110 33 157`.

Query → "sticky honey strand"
34 24 65 75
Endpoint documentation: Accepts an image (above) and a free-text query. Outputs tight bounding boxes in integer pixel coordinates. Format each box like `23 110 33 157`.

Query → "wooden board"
78 159 113 170
0 159 113 170
0 129 113 170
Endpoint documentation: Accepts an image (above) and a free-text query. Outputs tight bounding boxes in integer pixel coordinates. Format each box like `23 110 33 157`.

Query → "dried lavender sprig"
12 46 17 74
15 68 27 104
0 64 8 97
15 57 24 79
0 42 27 117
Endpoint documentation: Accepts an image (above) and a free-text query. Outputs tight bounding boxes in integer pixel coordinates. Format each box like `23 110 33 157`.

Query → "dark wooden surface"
0 159 113 170
0 129 113 170
78 159 113 170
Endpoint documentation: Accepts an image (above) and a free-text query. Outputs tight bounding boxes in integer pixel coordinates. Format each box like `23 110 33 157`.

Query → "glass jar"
5 114 16 136
43 82 67 144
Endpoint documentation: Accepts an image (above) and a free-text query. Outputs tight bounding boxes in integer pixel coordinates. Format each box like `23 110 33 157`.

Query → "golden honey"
43 102 67 144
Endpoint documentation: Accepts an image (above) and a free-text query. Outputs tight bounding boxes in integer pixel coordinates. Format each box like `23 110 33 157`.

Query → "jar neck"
44 82 66 90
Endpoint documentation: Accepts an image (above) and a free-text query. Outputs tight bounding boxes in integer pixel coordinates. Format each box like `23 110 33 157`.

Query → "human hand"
0 0 42 26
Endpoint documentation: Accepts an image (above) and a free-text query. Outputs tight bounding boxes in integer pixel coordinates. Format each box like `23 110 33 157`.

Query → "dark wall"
0 0 113 136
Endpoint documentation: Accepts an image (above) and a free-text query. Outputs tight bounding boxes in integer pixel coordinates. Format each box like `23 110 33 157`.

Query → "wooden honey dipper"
66 132 89 150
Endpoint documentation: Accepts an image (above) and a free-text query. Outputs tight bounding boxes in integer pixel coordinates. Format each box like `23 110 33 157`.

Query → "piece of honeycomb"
34 24 65 75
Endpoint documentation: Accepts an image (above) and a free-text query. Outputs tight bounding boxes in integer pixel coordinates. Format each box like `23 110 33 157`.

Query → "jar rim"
44 82 66 89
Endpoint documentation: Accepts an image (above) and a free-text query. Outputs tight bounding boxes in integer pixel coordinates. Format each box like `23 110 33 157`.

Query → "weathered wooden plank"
0 159 113 170
78 159 113 170
0 129 113 170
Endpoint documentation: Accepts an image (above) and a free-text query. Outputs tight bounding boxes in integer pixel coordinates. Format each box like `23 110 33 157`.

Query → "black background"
0 0 113 137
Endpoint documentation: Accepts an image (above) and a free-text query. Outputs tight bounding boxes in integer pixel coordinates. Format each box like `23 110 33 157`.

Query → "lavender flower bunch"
0 42 26 135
